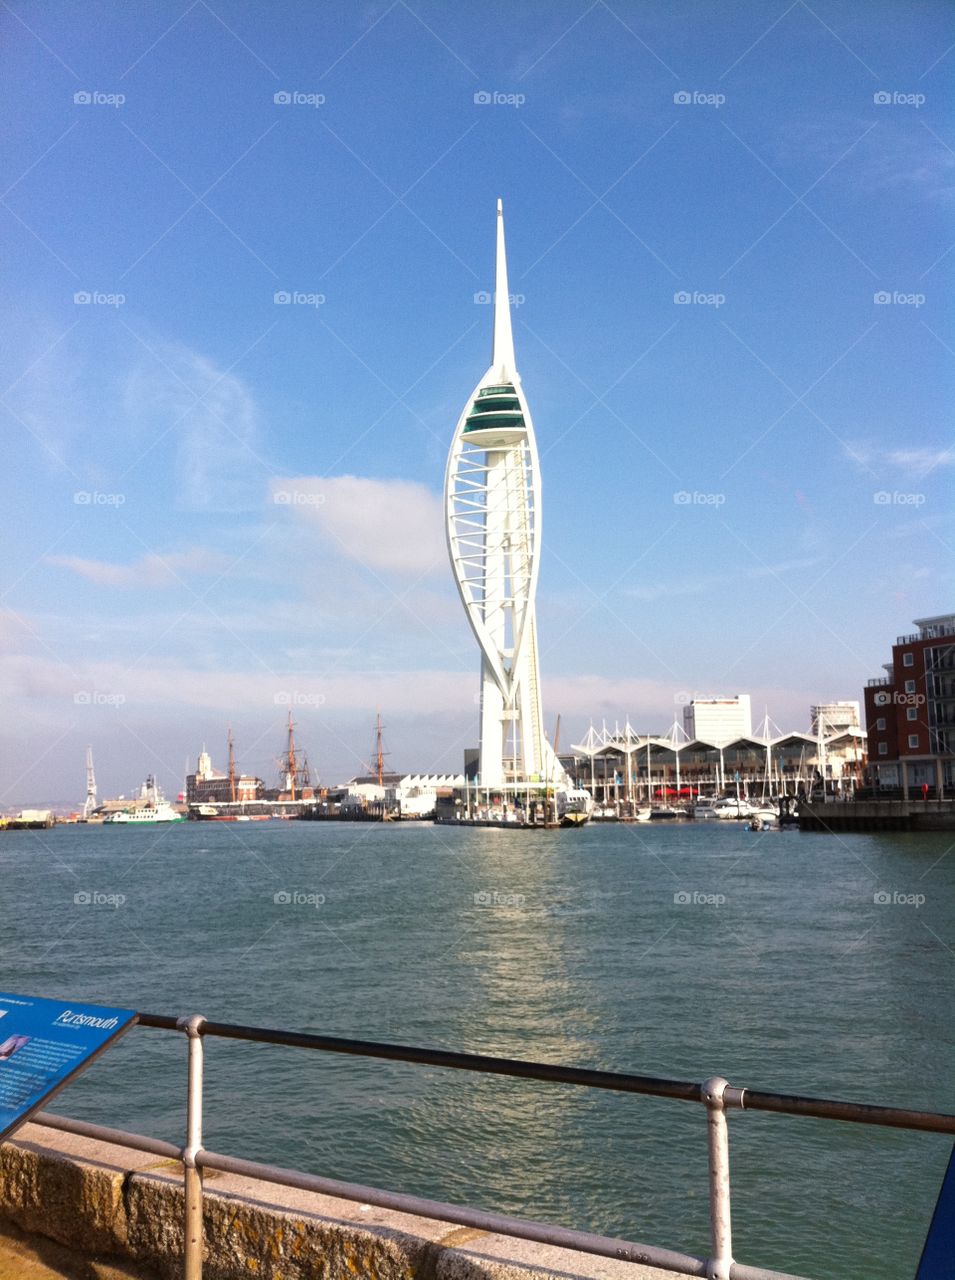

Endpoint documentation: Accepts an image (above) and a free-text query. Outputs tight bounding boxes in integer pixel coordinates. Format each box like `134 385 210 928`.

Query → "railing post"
178 1015 207 1280
701 1076 744 1280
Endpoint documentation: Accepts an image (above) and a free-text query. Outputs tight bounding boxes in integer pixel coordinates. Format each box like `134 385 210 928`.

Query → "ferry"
104 802 183 825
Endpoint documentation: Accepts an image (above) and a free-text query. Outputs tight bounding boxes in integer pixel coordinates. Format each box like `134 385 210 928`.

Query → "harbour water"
3 819 953 1279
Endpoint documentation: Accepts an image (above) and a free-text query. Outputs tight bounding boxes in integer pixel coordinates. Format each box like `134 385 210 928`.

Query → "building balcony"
867 677 893 687
895 628 955 644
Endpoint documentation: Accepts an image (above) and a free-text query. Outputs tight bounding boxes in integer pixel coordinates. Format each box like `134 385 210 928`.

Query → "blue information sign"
917 1142 955 1279
0 992 137 1140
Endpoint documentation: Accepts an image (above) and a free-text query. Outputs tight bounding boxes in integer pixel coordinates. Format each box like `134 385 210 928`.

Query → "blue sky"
2 0 953 805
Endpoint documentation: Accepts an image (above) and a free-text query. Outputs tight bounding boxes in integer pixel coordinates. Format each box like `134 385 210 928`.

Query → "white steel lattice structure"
83 744 97 819
445 202 567 790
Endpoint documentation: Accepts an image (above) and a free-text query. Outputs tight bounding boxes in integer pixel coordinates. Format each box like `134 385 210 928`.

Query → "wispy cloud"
270 474 446 575
772 116 955 207
47 546 233 588
860 121 955 206
124 344 271 512
844 440 955 476
885 447 955 473
625 556 825 603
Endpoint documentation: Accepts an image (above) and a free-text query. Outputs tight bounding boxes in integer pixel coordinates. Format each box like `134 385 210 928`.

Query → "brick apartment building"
864 613 955 797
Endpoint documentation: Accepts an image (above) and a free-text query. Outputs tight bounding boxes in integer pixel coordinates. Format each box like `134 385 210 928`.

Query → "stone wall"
0 1122 681 1280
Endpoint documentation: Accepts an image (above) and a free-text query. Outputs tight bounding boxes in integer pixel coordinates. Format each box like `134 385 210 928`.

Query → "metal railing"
32 1013 955 1280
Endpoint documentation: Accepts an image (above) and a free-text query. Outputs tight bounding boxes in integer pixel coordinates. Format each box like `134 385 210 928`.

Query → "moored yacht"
713 797 757 820
557 787 594 827
649 804 686 820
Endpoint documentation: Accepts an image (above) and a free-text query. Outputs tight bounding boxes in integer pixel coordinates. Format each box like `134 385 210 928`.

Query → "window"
876 717 886 731
908 735 919 749
905 680 916 693
903 652 914 667
907 707 918 721
878 743 888 755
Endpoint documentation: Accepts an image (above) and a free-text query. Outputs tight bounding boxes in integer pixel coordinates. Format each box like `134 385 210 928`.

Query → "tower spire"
492 198 516 378
83 745 97 820
446 201 568 794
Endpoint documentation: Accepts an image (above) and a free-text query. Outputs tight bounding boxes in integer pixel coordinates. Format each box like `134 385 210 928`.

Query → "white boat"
713 798 757 820
104 802 183 824
693 798 719 820
648 805 685 820
748 807 779 830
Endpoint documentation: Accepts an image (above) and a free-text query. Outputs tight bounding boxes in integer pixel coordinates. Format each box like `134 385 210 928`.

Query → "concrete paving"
0 1221 155 1278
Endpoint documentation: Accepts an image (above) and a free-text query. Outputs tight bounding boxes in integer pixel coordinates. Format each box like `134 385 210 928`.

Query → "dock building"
682 695 752 740
569 716 866 807
186 749 264 806
864 613 955 798
810 701 860 736
338 773 465 819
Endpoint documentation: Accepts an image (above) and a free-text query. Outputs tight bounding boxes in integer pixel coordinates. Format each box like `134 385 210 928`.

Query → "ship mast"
286 711 297 802
375 711 385 788
83 745 97 819
227 728 237 804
